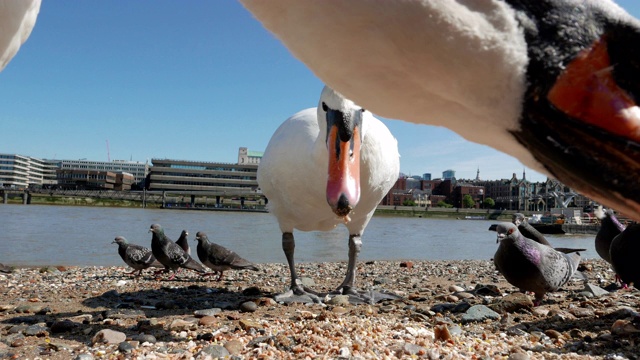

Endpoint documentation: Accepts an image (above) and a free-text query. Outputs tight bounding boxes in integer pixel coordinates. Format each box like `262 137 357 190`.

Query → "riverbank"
0 259 638 359
2 193 516 220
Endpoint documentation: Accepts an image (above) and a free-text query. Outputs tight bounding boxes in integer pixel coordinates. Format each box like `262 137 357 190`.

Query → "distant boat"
465 215 486 220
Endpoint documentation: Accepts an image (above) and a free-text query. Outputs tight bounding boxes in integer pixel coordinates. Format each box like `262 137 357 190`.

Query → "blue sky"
1 1 639 183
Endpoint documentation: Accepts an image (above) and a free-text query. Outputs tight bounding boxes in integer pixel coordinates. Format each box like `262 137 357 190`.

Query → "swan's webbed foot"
273 282 324 304
328 286 402 305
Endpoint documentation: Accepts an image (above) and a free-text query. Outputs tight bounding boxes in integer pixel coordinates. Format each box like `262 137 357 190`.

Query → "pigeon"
0 263 13 274
494 222 582 305
594 206 626 263
112 236 162 276
149 224 207 279
175 230 190 255
512 213 550 246
194 231 259 281
511 213 586 254
609 223 640 288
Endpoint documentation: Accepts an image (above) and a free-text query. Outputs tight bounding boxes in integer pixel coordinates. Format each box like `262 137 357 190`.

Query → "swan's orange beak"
326 109 361 218
548 37 640 143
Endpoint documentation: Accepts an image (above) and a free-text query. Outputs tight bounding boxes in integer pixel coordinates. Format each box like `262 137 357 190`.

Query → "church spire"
475 167 480 181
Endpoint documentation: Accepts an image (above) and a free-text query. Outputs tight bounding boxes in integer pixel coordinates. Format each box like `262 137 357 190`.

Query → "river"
0 204 599 267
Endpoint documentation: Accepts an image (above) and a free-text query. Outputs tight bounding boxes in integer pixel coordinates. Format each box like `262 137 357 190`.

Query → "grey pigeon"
594 206 626 263
609 223 640 287
112 236 162 276
511 213 585 254
0 263 13 274
176 230 190 255
512 213 550 246
195 231 259 280
494 223 582 305
149 224 207 279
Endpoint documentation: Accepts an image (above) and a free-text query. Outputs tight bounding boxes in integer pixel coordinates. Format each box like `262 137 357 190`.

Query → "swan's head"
319 86 365 218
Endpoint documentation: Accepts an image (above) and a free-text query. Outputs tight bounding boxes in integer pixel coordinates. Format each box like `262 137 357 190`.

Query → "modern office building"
148 158 259 193
52 159 148 187
442 169 456 180
0 153 57 189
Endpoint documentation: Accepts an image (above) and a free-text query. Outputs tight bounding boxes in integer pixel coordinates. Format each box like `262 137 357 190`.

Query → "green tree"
436 200 453 208
462 194 475 208
402 198 416 206
483 197 495 209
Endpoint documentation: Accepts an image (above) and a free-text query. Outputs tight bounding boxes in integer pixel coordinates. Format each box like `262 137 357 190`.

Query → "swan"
257 86 400 303
0 0 40 72
240 0 640 221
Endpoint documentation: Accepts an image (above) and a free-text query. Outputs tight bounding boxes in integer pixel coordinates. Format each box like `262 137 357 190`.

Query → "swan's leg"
274 232 322 303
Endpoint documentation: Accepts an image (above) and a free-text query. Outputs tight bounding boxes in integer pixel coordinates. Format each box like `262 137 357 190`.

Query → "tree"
402 198 416 206
462 194 475 208
483 197 495 209
436 200 453 208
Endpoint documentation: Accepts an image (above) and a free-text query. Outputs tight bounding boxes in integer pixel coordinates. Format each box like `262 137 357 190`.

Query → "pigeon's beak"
496 233 506 244
325 108 362 219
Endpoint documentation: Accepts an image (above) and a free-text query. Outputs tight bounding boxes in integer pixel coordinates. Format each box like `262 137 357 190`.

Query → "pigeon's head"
511 213 526 226
181 230 189 237
194 231 208 243
112 236 128 245
149 224 164 236
496 223 519 244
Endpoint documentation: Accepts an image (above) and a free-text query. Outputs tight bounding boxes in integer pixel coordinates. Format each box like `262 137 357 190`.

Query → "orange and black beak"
325 106 362 218
513 28 640 221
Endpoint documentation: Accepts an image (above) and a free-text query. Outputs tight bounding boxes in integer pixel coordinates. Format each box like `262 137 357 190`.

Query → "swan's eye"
361 108 366 113
322 102 328 111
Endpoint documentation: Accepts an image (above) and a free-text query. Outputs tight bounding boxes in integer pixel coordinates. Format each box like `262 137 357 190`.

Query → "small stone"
224 339 244 355
544 329 562 339
490 293 534 313
611 319 640 335
103 309 144 319
332 306 349 315
326 295 350 306
242 286 262 296
461 305 500 324
239 319 263 331
401 342 426 356
75 354 94 360
168 319 196 331
456 292 475 299
199 316 217 326
569 308 594 318
50 320 79 333
434 324 452 342
136 334 156 344
199 345 230 358
194 308 221 317
10 339 25 347
92 329 126 345
448 285 464 292
299 277 315 287
118 341 135 353
23 324 48 337
239 301 257 313
508 352 530 360
583 283 609 297
400 261 414 269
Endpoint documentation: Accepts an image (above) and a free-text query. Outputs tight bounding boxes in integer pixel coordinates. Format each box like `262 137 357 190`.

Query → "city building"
422 173 432 181
148 158 259 193
52 159 148 188
442 169 455 180
0 153 57 189
237 147 263 165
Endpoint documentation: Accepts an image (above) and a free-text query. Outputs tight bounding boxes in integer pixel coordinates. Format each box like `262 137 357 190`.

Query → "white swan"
241 0 640 221
258 86 400 303
0 0 40 72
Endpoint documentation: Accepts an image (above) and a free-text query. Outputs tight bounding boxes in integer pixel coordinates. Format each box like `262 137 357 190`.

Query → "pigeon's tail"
150 259 164 268
564 252 582 275
183 257 208 273
246 264 260 271
554 247 587 254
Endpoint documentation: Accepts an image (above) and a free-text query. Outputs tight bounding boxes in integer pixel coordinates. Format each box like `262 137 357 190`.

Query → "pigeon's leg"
332 234 401 305
274 232 322 304
533 292 544 306
217 271 224 281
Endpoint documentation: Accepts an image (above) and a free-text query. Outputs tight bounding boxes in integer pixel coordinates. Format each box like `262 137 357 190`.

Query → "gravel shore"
0 259 639 359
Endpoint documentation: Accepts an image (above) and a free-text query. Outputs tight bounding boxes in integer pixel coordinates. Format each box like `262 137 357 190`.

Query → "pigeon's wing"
126 244 155 266
164 241 191 265
208 242 258 269
519 223 551 246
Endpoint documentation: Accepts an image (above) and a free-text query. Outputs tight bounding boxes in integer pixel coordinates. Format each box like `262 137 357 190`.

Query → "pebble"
460 305 500 323
91 329 126 344
0 259 637 359
239 300 257 312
